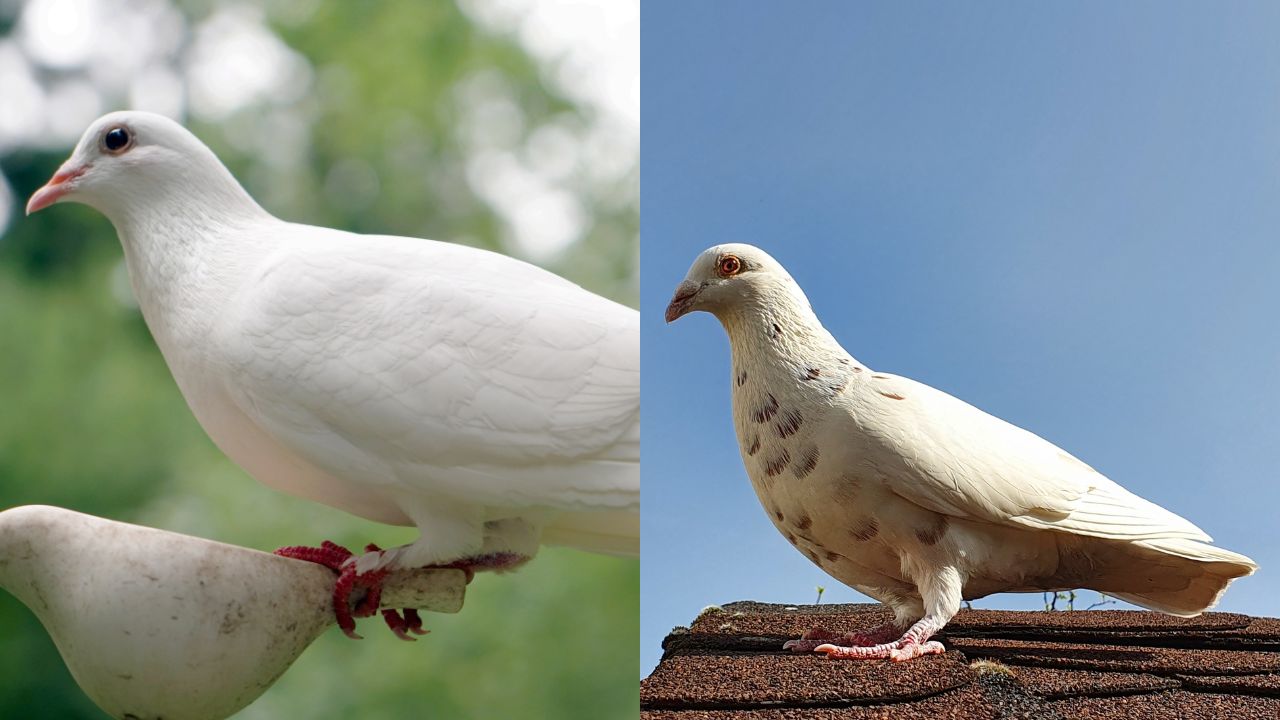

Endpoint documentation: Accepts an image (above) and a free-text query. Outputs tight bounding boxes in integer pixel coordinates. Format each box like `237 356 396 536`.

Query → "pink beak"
26 163 88 215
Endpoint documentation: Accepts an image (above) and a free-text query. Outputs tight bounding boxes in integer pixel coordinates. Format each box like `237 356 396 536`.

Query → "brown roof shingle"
642 601 1280 719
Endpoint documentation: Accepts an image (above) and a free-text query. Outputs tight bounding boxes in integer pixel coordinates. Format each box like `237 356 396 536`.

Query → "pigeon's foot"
814 638 946 661
783 623 902 653
275 541 423 641
805 615 948 662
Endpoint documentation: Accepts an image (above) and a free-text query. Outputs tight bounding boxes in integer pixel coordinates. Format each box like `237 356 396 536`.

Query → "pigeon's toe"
785 623 902 653
814 636 946 662
783 638 826 653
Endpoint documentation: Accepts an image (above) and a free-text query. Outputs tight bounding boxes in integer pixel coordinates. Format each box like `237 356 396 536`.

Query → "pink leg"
813 614 947 662
783 622 903 653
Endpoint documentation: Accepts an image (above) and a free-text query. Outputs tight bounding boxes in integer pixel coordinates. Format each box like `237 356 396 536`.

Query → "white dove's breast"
172 360 414 526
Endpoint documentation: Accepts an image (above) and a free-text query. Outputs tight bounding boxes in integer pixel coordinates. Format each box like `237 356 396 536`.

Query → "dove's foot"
438 551 529 582
275 540 418 641
783 622 903 653
276 542 530 641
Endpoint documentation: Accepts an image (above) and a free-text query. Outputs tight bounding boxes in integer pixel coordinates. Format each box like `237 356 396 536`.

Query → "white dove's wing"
854 373 1209 542
217 227 639 513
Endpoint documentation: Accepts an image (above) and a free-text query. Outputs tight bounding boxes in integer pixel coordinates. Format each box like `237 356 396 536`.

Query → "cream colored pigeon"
666 243 1255 661
27 111 639 640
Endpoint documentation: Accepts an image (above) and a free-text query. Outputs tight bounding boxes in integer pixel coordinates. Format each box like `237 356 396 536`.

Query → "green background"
0 1 638 718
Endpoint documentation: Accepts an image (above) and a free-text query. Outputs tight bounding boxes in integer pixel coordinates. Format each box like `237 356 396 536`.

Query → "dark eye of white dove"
101 127 132 154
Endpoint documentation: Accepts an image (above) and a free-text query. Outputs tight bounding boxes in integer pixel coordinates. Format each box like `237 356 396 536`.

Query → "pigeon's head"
26 110 255 221
665 243 811 323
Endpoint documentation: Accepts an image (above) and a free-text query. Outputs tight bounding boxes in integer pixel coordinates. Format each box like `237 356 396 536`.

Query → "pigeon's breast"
730 361 906 586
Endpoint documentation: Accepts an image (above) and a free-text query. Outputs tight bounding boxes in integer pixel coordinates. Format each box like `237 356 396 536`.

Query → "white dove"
666 243 1255 662
27 111 639 640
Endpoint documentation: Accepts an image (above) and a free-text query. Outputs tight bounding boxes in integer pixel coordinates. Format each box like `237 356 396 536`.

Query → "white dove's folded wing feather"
856 374 1210 542
217 227 639 514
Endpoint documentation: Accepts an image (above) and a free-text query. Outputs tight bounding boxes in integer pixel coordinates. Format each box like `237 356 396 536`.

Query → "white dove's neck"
718 294 865 380
103 164 271 242
103 168 277 350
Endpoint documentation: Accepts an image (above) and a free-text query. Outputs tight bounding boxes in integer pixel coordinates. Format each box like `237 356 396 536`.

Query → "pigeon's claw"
784 623 903 653
814 638 946 661
809 615 948 661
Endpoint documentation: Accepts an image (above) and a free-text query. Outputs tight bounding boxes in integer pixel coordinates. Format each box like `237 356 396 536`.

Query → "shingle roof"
641 601 1280 719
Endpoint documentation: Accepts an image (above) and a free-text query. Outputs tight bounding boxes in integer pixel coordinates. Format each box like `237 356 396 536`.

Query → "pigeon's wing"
217 230 639 513
855 374 1209 542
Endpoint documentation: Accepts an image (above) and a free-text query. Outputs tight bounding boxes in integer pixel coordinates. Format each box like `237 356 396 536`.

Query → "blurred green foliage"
0 1 638 718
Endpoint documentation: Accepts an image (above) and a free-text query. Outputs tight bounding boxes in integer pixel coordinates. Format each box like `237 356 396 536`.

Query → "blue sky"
641 2 1280 674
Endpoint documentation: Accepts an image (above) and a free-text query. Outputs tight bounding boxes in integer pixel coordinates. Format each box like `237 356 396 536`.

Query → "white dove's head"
665 243 813 323
26 110 261 224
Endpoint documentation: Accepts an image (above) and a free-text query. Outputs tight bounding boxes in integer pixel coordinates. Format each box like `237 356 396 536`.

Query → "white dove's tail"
543 509 639 557
1092 538 1257 617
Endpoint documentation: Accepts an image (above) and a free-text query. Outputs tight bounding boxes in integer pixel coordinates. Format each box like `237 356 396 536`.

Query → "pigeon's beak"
665 280 701 323
26 162 89 216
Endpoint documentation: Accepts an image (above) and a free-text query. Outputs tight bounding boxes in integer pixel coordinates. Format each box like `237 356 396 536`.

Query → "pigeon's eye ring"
718 254 743 277
102 126 133 154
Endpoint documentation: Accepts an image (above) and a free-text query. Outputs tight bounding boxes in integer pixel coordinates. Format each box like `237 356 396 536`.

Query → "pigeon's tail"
1093 538 1257 617
543 509 639 557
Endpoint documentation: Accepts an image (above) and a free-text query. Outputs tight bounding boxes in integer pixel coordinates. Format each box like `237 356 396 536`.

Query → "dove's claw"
275 540 395 640
382 608 430 641
276 542 529 640
274 540 353 572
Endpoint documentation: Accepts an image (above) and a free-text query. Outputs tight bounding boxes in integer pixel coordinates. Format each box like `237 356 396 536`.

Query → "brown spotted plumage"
775 409 803 438
764 449 790 477
792 445 819 478
849 518 879 542
915 516 948 546
753 393 779 423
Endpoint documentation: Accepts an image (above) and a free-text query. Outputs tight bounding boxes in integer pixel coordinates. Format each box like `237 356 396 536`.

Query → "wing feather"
857 374 1209 542
217 228 639 512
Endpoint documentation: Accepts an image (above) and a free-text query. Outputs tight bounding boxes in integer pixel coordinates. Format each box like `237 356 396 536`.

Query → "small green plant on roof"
814 585 825 605
970 659 1016 677
697 605 724 618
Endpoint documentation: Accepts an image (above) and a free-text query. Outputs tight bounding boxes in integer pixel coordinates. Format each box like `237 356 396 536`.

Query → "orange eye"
718 254 742 277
